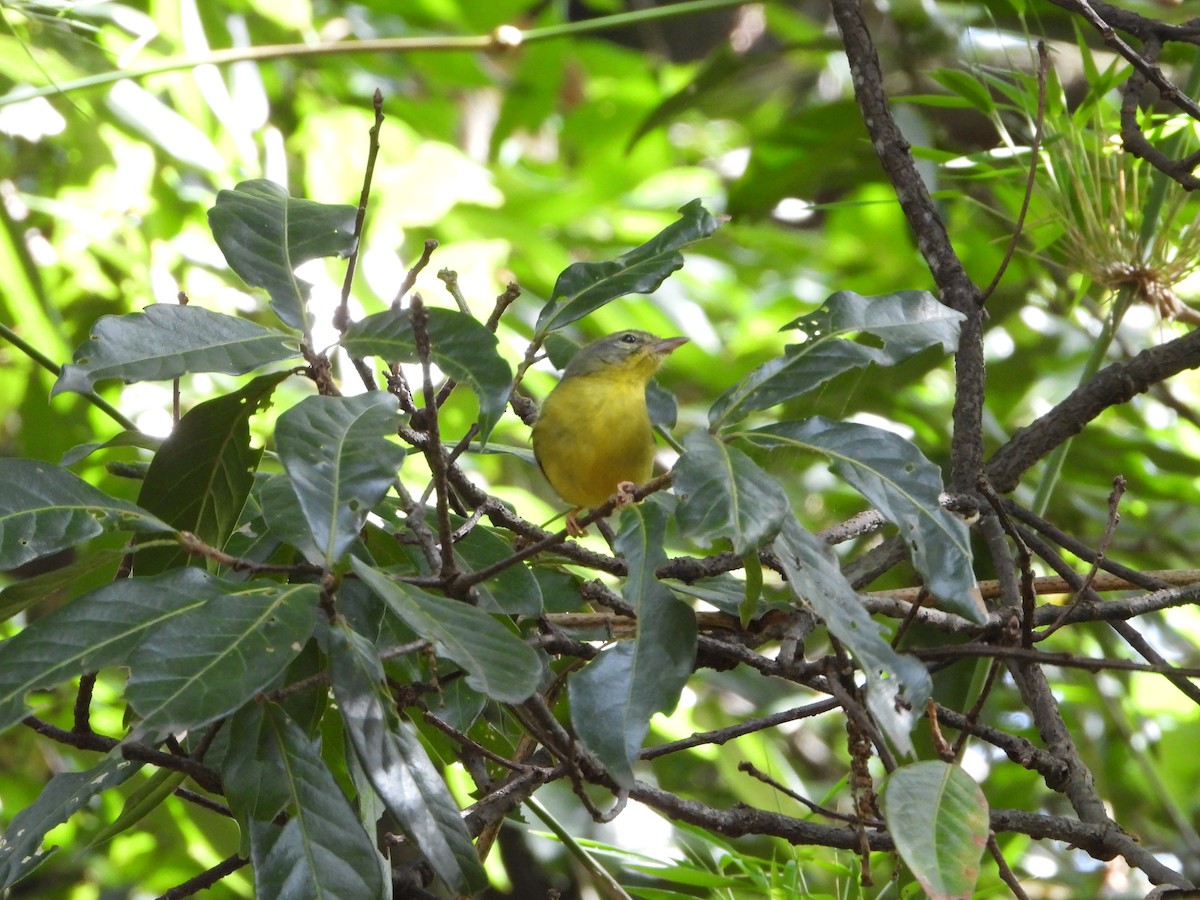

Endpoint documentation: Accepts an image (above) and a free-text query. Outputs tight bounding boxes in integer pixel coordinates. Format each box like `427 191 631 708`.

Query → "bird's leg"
566 508 588 537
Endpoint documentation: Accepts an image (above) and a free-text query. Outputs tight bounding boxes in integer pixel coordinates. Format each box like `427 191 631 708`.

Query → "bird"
532 330 687 534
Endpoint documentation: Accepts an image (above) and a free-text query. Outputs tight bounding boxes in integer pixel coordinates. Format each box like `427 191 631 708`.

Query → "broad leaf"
217 704 292 834
249 706 387 900
126 581 320 735
0 752 142 891
570 502 696 787
276 393 405 566
207 179 358 332
329 622 487 894
884 761 989 900
60 430 162 467
674 429 789 555
451 520 543 616
747 418 983 622
535 199 721 335
51 304 297 397
773 515 930 755
135 372 288 575
0 458 173 570
340 305 513 444
0 548 127 624
258 473 323 564
0 569 217 734
351 558 541 703
710 290 964 427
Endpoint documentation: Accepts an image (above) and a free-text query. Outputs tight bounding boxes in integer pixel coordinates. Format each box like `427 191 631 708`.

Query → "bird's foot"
615 481 639 508
565 508 588 537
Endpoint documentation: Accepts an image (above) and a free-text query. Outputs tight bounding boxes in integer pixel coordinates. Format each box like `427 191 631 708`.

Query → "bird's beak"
652 336 689 355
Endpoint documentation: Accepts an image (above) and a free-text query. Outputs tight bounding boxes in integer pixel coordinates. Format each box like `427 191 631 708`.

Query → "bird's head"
562 330 688 383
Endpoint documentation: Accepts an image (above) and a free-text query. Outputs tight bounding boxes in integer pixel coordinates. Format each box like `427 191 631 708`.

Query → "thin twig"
340 89 387 392
391 239 439 309
409 296 458 579
157 855 249 900
979 41 1049 304
977 476 1037 646
1039 475 1126 641
178 531 323 576
739 761 873 825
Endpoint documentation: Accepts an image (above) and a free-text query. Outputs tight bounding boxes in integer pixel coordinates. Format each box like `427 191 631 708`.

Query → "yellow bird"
532 330 687 533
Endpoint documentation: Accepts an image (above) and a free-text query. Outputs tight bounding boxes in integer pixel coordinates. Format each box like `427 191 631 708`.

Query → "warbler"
532 330 687 533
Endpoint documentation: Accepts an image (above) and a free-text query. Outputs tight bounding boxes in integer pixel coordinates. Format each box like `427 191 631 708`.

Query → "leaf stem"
0 321 139 432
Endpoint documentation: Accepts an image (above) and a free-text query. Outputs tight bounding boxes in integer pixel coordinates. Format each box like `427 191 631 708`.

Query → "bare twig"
979 41 1049 303
391 239 439 309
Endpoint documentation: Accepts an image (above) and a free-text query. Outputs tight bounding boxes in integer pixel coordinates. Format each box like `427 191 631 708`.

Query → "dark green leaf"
773 515 930 755
329 622 487 894
674 430 789 555
747 418 983 622
535 199 721 335
451 523 543 616
0 547 127 624
249 705 387 900
646 379 679 429
126 581 320 735
709 290 963 428
60 430 162 467
258 473 323 564
217 704 291 832
0 459 173 570
884 761 989 899
570 502 696 787
0 752 142 891
340 306 513 443
0 568 217 734
207 179 358 332
352 558 541 703
51 305 297 397
275 393 405 566
135 372 288 575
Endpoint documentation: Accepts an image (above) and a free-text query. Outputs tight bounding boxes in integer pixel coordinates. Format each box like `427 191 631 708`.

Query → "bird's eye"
620 333 639 344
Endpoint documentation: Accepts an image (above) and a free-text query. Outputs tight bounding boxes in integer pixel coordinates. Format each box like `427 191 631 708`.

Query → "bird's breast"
533 374 656 509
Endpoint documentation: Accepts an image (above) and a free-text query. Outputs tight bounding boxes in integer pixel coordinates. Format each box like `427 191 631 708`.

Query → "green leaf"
351 557 541 703
0 568 220 734
207 179 358 332
51 305 297 397
709 290 964 428
450 522 543 616
258 473 323 564
217 704 292 833
88 769 187 849
135 372 288 575
0 458 173 570
746 418 983 623
340 306 513 444
535 199 721 335
0 547 127 625
275 393 405 566
329 622 487 894
772 515 930 755
884 761 989 900
569 502 696 787
60 430 162 467
0 752 142 891
929 69 996 115
673 430 789 555
249 705 387 900
126 581 320 735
